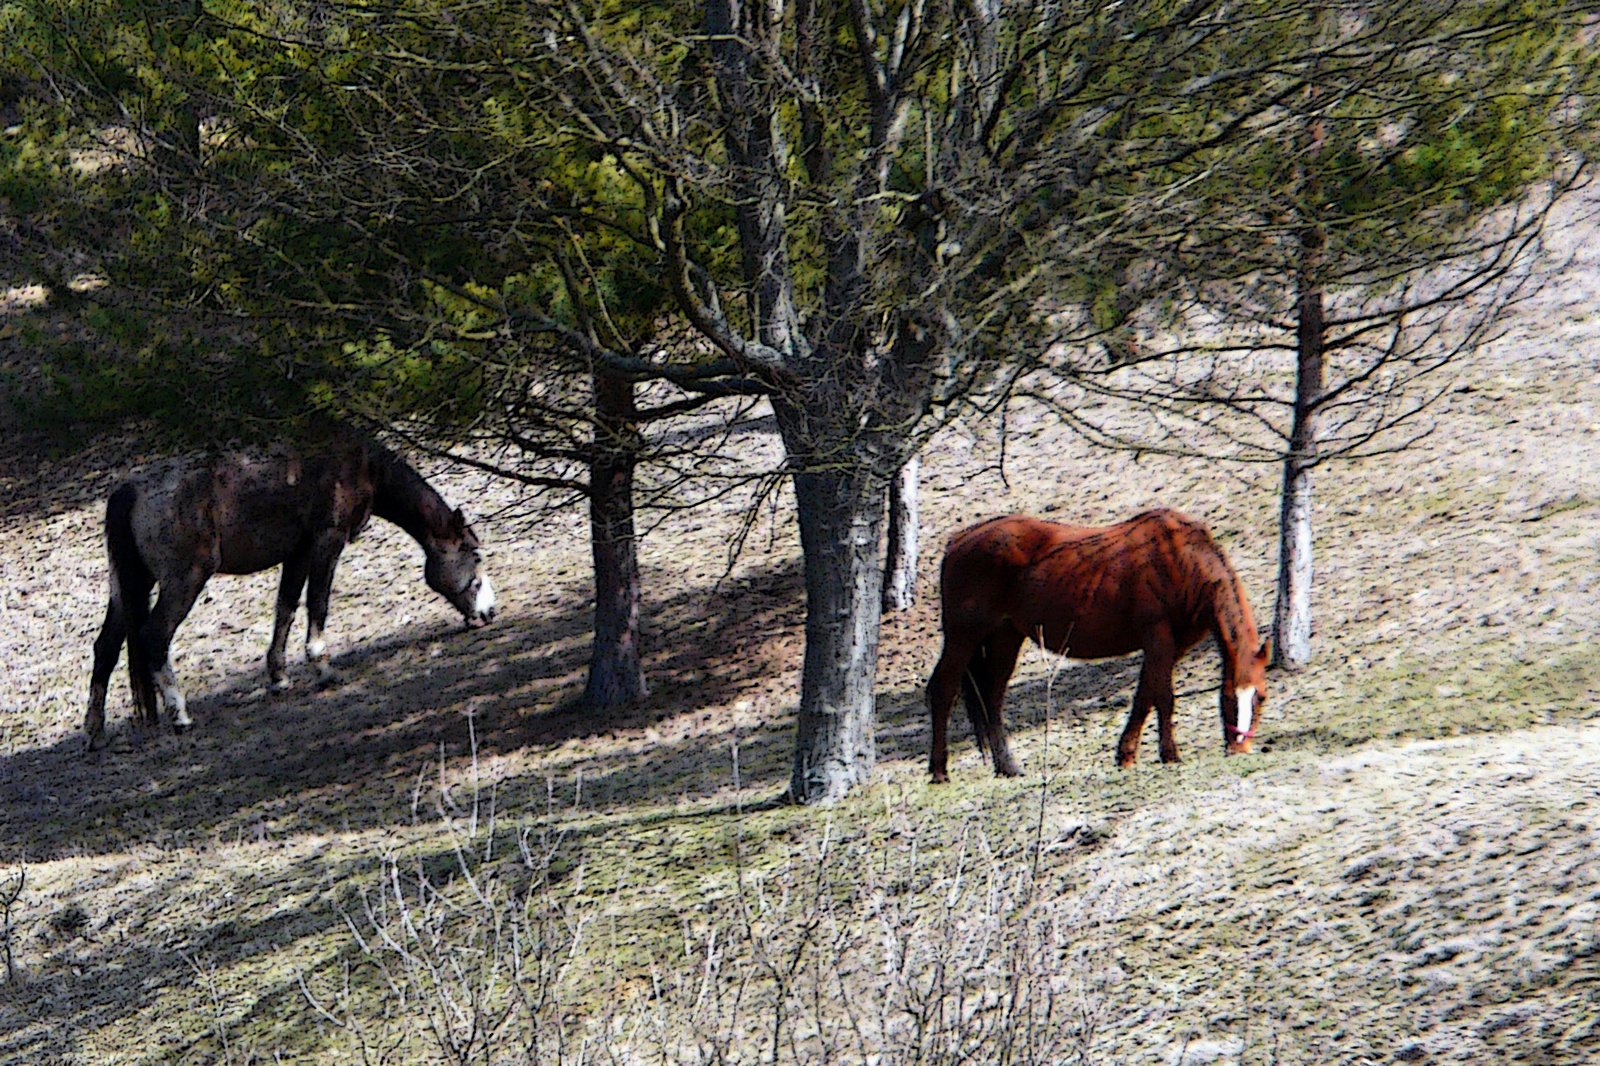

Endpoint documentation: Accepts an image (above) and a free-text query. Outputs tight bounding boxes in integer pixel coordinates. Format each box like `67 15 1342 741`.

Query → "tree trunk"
881 454 919 612
156 1 204 179
1273 433 1315 668
582 374 648 707
788 462 888 804
1274 236 1324 670
1273 36 1329 671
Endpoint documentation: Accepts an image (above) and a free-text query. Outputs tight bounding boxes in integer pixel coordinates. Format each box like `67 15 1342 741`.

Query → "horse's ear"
451 506 467 531
1255 639 1271 665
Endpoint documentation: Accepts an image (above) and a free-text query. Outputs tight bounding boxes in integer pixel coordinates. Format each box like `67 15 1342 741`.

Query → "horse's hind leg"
1115 669 1155 768
268 553 311 690
84 597 126 750
928 635 981 783
142 564 211 734
973 629 1026 778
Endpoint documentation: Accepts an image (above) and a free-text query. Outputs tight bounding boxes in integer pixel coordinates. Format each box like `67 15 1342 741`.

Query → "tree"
515 0 1484 799
1017 2 1595 667
882 457 919 613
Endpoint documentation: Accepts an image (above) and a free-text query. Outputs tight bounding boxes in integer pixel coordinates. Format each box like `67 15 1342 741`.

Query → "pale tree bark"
1274 263 1322 669
882 455 919 612
787 462 888 800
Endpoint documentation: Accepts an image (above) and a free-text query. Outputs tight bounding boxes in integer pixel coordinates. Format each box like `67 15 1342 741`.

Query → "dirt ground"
4 192 1600 1063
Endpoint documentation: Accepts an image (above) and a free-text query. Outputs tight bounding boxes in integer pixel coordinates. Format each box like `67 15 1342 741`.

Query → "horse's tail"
959 641 996 756
105 483 157 720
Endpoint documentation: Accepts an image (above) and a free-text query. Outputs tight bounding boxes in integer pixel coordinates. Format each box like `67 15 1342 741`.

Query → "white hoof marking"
157 661 190 728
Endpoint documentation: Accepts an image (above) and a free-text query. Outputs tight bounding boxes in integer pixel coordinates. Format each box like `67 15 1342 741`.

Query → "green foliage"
2 0 1593 454
0 0 688 441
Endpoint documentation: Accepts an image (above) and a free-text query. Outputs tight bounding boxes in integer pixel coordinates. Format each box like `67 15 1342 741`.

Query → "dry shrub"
302 776 1122 1066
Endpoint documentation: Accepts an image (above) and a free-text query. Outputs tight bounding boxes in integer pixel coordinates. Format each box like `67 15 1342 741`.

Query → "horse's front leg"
268 553 311 691
304 538 348 686
1118 629 1177 767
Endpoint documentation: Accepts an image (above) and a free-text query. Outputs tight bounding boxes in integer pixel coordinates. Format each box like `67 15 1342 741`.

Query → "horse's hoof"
84 733 108 755
930 770 950 784
995 761 1023 778
313 669 343 690
270 676 292 692
172 721 190 736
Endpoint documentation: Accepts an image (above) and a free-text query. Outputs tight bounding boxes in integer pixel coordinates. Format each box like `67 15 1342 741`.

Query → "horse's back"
943 509 1210 568
116 441 377 576
938 509 1226 654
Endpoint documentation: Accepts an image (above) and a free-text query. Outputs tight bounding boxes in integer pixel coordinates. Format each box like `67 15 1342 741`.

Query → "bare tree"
1018 4 1595 667
528 0 1597 794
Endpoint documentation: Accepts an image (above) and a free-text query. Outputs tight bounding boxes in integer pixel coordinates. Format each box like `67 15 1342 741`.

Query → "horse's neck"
1209 577 1259 677
372 452 448 544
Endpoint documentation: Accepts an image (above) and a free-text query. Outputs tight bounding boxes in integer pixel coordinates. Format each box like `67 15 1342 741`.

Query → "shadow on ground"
0 842 364 1064
0 553 818 860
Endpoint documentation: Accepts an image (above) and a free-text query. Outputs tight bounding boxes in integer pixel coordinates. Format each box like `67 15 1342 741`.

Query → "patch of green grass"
1269 641 1600 755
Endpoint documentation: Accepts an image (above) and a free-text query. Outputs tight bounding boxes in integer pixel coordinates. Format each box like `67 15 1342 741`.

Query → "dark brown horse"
927 509 1269 780
84 429 496 749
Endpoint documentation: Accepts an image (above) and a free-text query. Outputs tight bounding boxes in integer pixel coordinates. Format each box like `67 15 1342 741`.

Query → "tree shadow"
1 537 1255 868
875 655 1145 768
0 556 1249 1064
0 841 376 1064
0 555 813 861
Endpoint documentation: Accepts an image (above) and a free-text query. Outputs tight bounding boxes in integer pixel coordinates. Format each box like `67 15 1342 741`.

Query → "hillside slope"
2 195 1600 1062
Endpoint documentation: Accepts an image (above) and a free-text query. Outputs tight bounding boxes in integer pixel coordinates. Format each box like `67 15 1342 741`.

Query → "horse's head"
424 507 497 627
1223 638 1270 755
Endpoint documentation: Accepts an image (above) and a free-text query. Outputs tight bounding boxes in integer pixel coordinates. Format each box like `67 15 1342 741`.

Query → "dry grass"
6 199 1600 1063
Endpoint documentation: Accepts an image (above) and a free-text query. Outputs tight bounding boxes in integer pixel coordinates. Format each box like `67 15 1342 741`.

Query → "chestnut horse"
927 509 1269 780
84 429 497 749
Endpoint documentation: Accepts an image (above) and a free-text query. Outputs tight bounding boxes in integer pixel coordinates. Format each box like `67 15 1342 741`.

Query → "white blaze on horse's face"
474 570 496 619
1235 686 1256 737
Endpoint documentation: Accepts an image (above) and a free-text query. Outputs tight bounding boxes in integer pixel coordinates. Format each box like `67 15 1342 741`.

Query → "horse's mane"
366 437 427 494
1122 510 1257 642
357 434 454 539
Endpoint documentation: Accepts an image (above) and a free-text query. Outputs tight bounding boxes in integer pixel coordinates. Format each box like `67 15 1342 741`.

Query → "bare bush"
302 770 1130 1065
